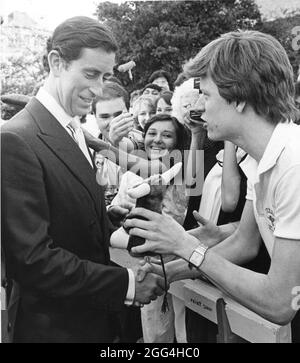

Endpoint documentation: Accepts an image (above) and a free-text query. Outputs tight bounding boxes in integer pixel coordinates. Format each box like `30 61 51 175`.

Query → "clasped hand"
123 207 190 256
133 258 169 305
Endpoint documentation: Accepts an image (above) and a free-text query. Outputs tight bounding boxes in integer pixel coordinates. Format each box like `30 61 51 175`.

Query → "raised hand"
109 112 134 146
188 211 222 247
183 92 207 135
123 207 199 258
183 112 206 135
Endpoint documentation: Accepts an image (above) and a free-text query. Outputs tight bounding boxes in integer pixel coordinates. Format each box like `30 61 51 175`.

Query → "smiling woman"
144 115 178 160
143 113 187 158
110 112 188 343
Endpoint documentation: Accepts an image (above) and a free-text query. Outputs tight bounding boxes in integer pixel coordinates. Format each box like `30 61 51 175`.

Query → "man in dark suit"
1 16 165 343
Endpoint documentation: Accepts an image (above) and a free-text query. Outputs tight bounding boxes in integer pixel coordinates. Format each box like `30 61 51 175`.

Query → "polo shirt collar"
257 122 291 176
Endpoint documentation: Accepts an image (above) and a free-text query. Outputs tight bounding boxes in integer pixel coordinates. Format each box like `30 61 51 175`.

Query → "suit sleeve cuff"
124 268 135 305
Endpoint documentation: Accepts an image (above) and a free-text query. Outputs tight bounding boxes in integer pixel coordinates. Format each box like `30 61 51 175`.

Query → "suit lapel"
87 142 97 172
26 98 102 218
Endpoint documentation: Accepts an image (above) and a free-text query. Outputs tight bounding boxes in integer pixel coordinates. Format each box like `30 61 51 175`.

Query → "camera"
189 109 203 123
189 108 206 127
188 77 205 123
193 77 201 91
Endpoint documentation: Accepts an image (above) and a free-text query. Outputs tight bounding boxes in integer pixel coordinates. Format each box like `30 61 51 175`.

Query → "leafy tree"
257 12 300 79
96 0 262 91
1 52 46 96
1 31 48 96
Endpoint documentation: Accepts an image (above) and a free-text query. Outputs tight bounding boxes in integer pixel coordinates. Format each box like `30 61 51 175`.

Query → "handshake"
132 257 168 306
108 207 169 307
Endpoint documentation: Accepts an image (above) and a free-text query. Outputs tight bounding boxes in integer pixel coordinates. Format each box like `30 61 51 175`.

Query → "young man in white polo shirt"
124 30 300 342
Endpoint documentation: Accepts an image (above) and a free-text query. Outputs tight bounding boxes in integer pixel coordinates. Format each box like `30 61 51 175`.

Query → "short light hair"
132 96 156 118
184 30 297 124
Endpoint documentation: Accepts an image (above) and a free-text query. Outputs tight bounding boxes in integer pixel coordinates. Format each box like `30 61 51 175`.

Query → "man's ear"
47 50 63 77
235 100 246 113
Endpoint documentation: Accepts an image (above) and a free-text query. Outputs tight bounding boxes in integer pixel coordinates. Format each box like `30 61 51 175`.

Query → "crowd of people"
1 15 300 343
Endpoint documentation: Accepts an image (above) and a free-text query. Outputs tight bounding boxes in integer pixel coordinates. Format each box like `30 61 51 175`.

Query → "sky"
2 0 299 30
1 0 125 30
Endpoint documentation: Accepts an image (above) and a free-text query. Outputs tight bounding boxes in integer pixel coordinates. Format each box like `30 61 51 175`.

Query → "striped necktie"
67 117 93 167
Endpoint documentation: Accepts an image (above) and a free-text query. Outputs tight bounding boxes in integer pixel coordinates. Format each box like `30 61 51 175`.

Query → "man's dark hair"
92 81 129 114
148 70 172 90
142 83 162 94
43 16 118 71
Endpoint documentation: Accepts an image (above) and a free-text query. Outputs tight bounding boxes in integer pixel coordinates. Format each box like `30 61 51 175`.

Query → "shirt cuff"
124 268 135 305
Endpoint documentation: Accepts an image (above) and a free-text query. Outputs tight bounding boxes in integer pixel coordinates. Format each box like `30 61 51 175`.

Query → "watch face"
189 245 207 267
189 251 203 267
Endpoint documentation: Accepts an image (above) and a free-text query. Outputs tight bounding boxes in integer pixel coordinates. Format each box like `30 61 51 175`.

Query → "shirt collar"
257 122 292 176
36 87 73 128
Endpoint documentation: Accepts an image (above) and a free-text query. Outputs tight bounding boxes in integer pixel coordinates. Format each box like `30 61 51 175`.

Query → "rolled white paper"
161 162 182 184
117 60 136 73
128 182 151 199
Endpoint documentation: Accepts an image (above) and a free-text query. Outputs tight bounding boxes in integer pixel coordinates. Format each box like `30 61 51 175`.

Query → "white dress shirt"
36 88 93 167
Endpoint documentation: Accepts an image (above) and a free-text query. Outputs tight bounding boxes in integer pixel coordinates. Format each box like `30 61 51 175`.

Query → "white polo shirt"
240 122 300 257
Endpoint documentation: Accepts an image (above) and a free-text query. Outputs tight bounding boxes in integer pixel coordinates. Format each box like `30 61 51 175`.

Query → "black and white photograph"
1 0 300 346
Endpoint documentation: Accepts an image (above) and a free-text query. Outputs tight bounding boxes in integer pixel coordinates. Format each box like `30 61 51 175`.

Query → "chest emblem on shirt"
265 208 275 232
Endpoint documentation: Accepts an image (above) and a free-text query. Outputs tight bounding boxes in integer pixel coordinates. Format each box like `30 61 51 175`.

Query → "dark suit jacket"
1 98 129 342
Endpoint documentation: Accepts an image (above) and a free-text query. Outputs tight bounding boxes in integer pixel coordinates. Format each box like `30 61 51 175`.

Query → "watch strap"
188 243 208 269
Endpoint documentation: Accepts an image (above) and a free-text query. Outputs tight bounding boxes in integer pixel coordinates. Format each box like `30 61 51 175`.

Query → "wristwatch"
188 243 208 269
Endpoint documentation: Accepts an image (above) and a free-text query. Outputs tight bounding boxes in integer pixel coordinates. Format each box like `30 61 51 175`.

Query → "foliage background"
96 0 300 92
1 0 299 98
1 28 49 95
